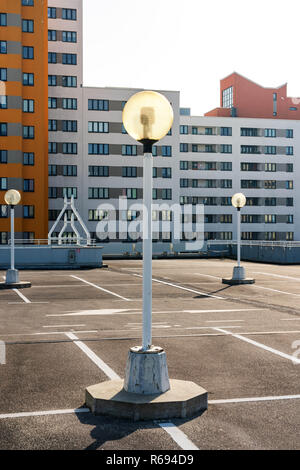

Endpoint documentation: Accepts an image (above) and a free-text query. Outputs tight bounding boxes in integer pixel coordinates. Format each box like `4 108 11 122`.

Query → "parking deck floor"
0 258 300 450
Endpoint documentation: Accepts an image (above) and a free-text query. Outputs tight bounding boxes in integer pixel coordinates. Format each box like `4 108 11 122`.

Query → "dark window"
88 99 109 111
0 13 7 26
48 75 57 86
0 150 7 163
22 0 34 5
122 167 137 178
162 146 172 157
62 53 77 65
48 120 57 132
23 179 34 192
48 30 57 41
62 143 77 154
221 127 232 136
62 31 77 42
22 19 34 32
0 178 8 190
0 123 7 136
63 165 77 177
0 41 7 54
62 120 77 132
23 152 34 165
23 46 34 59
62 76 77 87
122 145 137 156
23 205 34 218
23 126 34 139
48 52 57 63
88 144 109 155
62 9 77 20
23 72 34 86
89 166 109 177
62 98 77 110
0 68 7 81
48 7 56 19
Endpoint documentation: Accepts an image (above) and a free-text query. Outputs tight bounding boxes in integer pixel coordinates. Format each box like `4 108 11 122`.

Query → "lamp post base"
6 269 19 284
124 346 170 395
222 266 255 285
86 379 207 421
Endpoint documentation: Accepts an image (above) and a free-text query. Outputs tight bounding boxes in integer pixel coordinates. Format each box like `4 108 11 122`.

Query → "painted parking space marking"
183 309 264 314
205 320 244 323
208 394 300 405
251 285 300 297
65 332 121 380
42 324 86 328
12 289 31 304
253 272 300 281
0 408 90 420
132 274 224 299
70 275 131 301
213 327 300 364
47 308 140 317
157 423 199 450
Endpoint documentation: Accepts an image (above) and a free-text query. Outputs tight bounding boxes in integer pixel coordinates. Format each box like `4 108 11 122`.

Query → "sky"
83 0 300 116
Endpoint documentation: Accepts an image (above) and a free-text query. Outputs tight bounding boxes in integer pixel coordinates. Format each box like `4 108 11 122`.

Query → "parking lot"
0 258 300 450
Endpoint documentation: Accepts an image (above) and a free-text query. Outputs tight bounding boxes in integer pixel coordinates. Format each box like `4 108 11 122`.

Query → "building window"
123 188 137 199
122 145 137 156
63 165 77 177
264 180 276 189
23 179 34 192
162 189 172 200
0 68 7 81
62 120 77 132
62 76 77 87
88 143 109 155
62 31 77 42
286 129 293 138
23 46 34 59
63 143 77 154
48 30 57 41
286 163 293 173
48 52 57 63
62 98 77 110
162 146 172 157
88 99 109 111
48 97 57 109
0 150 7 163
265 163 276 172
48 120 57 132
221 197 232 206
0 96 7 109
153 167 157 178
23 206 34 218
89 166 109 177
23 152 34 165
48 164 57 176
286 146 293 155
221 144 232 154
265 146 277 155
180 179 189 188
22 0 34 5
265 215 276 224
48 187 57 199
0 205 8 217
162 168 172 178
241 128 258 137
63 187 77 199
180 143 188 152
286 198 293 207
22 19 34 33
0 14 7 27
48 142 57 154
88 209 108 221
23 126 34 139
180 125 188 134
180 161 188 170
23 72 34 86
0 178 8 190
0 123 7 136
62 53 77 65
62 9 77 20
221 127 232 136
48 75 57 86
222 86 233 108
286 181 293 190
122 167 137 178
152 146 157 157
23 99 34 113
264 129 276 138
287 215 294 224
221 179 232 188
88 122 109 133
0 232 8 244
0 41 7 54
88 187 109 199
220 162 232 171
48 7 56 19
289 107 297 111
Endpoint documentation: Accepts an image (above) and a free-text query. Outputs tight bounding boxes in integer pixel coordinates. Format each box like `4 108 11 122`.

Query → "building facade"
0 1 299 252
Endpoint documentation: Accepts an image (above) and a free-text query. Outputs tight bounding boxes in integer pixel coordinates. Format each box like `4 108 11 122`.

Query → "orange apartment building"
0 0 48 243
205 72 300 120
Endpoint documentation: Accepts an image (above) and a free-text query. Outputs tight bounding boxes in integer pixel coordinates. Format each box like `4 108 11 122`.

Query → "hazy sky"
83 0 300 116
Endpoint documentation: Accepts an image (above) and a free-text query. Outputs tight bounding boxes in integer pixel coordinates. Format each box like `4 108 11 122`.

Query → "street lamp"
222 192 254 285
4 189 21 284
122 90 173 394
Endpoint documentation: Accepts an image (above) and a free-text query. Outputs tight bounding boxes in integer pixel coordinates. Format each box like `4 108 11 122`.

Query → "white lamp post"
122 90 173 394
222 192 254 285
4 189 21 284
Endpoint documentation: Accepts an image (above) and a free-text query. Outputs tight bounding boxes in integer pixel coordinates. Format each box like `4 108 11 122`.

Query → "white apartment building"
46 1 299 253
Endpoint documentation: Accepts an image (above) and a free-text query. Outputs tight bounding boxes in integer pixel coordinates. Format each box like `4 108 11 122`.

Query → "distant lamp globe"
4 189 21 206
232 193 246 209
122 91 174 150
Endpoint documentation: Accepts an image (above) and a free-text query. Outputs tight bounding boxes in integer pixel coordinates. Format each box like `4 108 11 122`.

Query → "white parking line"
0 408 90 420
253 272 300 281
195 273 221 280
158 423 199 450
183 309 263 314
205 320 244 323
213 327 300 364
65 332 120 380
42 324 86 328
70 275 131 301
12 289 31 304
132 274 224 299
251 285 300 297
209 394 300 405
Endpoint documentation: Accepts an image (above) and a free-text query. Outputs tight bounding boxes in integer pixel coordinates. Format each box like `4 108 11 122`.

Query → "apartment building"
0 0 48 244
1 1 299 252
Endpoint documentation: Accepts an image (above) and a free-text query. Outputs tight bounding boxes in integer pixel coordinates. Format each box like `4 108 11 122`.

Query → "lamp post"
4 190 21 284
222 192 255 285
122 90 173 394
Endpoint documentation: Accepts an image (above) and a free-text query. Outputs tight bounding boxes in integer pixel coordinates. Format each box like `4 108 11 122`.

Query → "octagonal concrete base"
85 379 207 421
0 281 31 290
222 278 255 285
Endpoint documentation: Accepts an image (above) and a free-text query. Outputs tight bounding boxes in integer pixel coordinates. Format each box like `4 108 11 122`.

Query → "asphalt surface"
0 258 300 450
